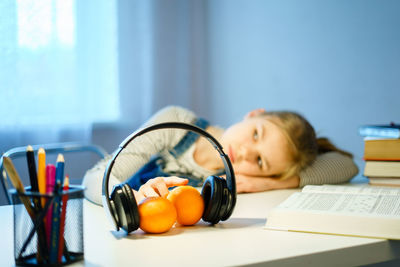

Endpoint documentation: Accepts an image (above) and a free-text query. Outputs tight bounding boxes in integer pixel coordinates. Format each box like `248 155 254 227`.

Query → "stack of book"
359 124 400 186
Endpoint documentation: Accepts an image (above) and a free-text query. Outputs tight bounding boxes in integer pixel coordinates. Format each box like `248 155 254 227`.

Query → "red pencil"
57 175 69 263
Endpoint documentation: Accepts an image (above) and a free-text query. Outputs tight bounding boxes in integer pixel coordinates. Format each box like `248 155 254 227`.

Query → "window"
0 0 120 128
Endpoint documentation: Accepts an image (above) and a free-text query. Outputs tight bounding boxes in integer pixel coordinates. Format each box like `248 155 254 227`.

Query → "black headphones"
102 122 236 233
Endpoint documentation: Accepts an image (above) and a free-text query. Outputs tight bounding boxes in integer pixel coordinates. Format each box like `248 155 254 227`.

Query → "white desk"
1 188 400 267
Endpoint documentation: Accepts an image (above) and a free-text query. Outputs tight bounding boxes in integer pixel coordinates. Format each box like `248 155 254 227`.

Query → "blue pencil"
49 154 64 264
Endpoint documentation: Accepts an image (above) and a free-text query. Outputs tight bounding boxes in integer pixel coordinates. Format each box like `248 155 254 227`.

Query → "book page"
302 184 400 196
277 192 400 217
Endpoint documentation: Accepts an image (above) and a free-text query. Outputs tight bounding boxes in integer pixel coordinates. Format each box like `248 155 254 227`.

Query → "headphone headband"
102 122 236 231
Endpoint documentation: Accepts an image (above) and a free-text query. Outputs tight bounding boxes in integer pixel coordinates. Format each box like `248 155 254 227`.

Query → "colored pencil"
26 145 42 212
26 145 47 262
55 154 65 187
57 175 69 263
38 148 46 207
3 156 48 262
3 156 34 216
49 154 65 264
26 145 39 193
45 164 56 246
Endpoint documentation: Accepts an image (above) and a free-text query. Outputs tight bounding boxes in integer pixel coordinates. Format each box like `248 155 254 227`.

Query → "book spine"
359 127 400 138
363 157 400 161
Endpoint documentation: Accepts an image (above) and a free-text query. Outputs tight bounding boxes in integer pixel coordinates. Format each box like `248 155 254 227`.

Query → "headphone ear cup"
201 176 228 224
110 184 140 233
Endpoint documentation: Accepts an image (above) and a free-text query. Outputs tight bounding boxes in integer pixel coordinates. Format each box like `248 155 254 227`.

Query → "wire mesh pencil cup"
10 185 85 266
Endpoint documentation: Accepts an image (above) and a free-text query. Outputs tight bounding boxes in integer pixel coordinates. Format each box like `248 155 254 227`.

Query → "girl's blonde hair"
261 111 352 179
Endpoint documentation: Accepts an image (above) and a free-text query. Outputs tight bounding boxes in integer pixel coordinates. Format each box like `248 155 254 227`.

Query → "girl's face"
220 116 293 178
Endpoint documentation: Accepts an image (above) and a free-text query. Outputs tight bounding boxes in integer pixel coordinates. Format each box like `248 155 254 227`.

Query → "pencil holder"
10 185 85 266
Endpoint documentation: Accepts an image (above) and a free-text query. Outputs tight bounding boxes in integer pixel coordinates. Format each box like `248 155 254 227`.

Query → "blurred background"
1 0 399 203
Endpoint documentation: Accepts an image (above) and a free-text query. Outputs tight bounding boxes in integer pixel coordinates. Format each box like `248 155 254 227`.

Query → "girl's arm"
235 174 299 193
82 106 197 205
235 151 359 193
298 151 359 187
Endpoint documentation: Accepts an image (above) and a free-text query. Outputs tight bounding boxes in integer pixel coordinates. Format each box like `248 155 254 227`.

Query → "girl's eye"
257 156 263 169
253 130 259 141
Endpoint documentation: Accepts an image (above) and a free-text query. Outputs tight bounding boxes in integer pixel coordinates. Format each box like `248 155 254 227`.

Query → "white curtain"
0 0 119 152
0 0 211 154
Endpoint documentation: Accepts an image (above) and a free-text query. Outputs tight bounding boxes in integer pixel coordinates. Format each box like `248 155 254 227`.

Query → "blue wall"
206 0 400 178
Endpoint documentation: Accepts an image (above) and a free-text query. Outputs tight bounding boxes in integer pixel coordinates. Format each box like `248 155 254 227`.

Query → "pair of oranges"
138 185 204 234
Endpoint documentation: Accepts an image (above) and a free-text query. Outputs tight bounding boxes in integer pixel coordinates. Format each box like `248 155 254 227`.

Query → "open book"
265 185 400 240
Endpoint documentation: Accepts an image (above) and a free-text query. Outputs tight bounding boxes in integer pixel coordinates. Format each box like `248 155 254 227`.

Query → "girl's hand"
133 177 189 203
235 174 299 193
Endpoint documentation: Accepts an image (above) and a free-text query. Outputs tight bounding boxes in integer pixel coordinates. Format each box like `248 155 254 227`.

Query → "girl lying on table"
83 106 358 205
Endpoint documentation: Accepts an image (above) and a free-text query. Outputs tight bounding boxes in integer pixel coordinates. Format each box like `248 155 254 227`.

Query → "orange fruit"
167 185 204 226
138 197 177 234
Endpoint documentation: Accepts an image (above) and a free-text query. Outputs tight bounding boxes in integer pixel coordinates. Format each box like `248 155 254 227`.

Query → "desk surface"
1 187 400 267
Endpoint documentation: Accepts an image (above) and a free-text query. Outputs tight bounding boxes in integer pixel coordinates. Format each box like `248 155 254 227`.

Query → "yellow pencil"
38 148 46 207
3 156 34 216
